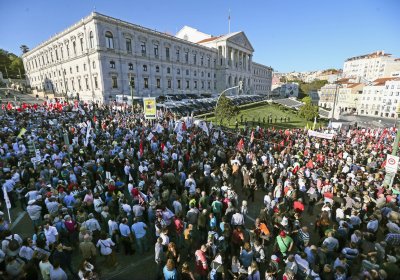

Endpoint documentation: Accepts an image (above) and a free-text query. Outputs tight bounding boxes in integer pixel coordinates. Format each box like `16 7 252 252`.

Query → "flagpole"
228 9 231 34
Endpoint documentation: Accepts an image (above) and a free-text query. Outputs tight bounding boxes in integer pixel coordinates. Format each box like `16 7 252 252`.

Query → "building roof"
373 77 397 86
196 36 222 44
347 83 362 88
345 50 392 62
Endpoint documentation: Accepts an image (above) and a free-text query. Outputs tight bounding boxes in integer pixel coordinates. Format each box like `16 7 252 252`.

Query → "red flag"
6 102 12 110
93 116 97 123
182 121 187 131
279 140 285 147
306 159 314 169
139 140 144 157
250 130 254 143
236 138 244 151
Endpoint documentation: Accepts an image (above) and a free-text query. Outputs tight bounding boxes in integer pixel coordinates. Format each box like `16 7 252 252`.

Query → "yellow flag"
17 128 27 138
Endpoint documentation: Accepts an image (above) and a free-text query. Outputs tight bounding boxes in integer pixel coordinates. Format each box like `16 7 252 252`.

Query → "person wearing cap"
275 231 293 258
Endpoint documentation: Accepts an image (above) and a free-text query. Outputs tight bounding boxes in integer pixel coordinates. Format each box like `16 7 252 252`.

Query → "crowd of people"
0 100 399 280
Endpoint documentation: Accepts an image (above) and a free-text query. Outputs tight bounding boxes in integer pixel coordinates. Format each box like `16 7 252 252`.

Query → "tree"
0 49 25 79
215 93 239 123
299 102 319 121
20 45 30 54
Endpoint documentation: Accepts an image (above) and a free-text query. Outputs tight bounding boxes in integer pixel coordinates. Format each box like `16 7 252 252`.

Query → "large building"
22 12 273 103
343 50 400 81
358 78 400 118
318 78 363 112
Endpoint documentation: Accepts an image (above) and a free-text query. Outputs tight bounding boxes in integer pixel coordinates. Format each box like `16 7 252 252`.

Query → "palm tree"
20 45 29 54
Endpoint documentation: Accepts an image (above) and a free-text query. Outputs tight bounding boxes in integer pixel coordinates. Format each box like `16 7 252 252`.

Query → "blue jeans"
136 236 148 254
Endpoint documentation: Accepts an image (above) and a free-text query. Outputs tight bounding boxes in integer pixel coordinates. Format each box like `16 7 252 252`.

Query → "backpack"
7 234 20 252
254 247 265 263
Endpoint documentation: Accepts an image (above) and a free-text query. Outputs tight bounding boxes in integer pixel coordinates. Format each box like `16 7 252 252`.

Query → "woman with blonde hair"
163 258 178 280
181 261 195 280
248 261 260 280
165 242 180 265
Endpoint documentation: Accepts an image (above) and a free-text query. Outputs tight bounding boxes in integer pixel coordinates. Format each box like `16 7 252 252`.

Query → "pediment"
226 32 254 52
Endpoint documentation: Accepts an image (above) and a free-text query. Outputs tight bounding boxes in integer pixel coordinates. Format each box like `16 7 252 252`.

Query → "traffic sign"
385 154 399 173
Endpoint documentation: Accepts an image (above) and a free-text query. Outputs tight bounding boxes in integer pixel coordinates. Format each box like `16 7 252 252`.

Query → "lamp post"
330 82 341 122
215 81 243 111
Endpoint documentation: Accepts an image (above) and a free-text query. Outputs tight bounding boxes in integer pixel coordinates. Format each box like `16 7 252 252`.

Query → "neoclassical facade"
22 12 273 102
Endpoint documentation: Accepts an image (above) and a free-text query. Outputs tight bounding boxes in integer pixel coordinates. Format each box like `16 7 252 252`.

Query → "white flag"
147 132 154 141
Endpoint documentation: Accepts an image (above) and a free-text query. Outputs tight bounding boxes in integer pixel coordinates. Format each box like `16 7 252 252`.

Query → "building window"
105 31 114 49
177 68 180 75
66 45 70 57
89 31 94 48
156 66 160 73
80 38 84 52
194 81 197 89
154 45 159 57
126 38 132 53
201 56 203 66
177 79 181 89
83 63 86 71
214 81 217 89
207 57 210 67
166 47 170 60
92 61 96 69
71 79 75 91
193 54 197 64
168 79 171 88
143 65 147 72
201 71 204 77
70 67 72 74
157 79 160 88
78 79 82 91
141 42 146 56
167 67 171 74
186 69 189 75
201 81 204 89
185 51 189 63
144 78 149 88
112 76 118 88
194 70 197 77
129 63 134 70
176 49 180 61
110 61 115 69
208 81 211 89
76 66 79 72
85 78 89 90
186 80 190 89
72 41 76 55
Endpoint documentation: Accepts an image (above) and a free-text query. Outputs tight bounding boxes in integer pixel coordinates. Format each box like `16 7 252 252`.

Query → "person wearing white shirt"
44 224 58 247
39 255 53 280
160 229 169 246
25 190 39 201
19 238 34 261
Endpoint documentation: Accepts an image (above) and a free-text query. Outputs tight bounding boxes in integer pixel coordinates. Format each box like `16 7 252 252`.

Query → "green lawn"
207 103 325 130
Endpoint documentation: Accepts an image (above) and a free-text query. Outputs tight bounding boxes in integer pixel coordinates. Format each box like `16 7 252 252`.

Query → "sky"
0 0 399 72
